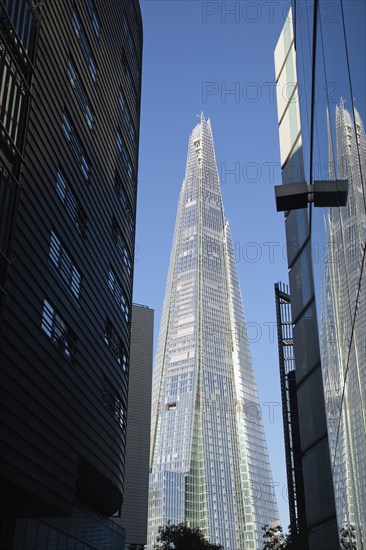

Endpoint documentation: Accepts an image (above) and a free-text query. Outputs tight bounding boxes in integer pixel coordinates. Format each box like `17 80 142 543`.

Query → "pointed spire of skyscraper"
148 116 279 550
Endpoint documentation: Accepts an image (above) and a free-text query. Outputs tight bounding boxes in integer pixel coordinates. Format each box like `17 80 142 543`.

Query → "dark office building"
116 304 153 550
274 1 366 549
274 283 308 549
0 0 142 547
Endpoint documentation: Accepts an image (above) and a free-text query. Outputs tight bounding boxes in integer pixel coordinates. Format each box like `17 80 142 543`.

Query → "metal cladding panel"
119 304 154 547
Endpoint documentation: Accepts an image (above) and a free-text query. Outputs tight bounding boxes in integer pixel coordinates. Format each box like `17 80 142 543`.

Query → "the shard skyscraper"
322 101 366 547
147 115 279 550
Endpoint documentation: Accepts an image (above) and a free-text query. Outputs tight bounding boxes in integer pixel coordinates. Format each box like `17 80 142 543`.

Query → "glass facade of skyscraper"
148 115 279 550
275 2 366 548
321 100 366 547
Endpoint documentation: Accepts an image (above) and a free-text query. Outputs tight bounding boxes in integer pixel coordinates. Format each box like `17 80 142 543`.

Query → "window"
114 173 134 235
3 0 35 54
0 52 26 149
101 376 126 429
124 64 136 105
117 130 133 181
61 113 90 180
104 318 128 370
116 131 123 153
56 169 87 237
122 14 139 79
41 298 77 363
112 216 132 275
72 9 97 81
49 230 81 300
108 267 130 322
84 0 101 40
67 59 94 129
119 89 136 145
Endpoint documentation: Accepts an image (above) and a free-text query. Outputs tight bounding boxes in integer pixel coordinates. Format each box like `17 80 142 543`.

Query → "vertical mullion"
14 0 22 41
9 70 21 143
23 2 32 54
0 58 9 122
3 64 14 132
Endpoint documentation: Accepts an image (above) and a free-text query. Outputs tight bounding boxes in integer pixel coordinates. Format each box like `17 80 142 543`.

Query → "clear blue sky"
133 0 292 528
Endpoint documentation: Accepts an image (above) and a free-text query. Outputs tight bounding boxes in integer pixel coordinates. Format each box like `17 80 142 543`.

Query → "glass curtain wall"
294 1 366 547
148 115 279 550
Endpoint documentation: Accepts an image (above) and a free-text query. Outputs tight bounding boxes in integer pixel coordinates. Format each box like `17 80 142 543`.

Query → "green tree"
262 523 286 550
154 523 223 550
340 524 357 550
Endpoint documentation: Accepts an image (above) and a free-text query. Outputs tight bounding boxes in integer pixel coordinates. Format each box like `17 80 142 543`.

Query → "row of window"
62 113 90 180
63 104 135 190
104 318 128 370
49 230 81 300
57 164 133 246
47 216 130 311
40 298 126 428
41 299 77 364
41 292 128 372
75 0 140 91
66 55 137 159
108 267 130 322
41 171 132 369
70 4 137 182
60 105 136 249
112 216 132 275
56 169 87 238
101 375 126 429
72 3 137 144
61 107 136 228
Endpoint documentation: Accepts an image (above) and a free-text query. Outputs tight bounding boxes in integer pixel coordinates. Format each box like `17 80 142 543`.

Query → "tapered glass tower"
322 101 366 547
147 115 279 550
